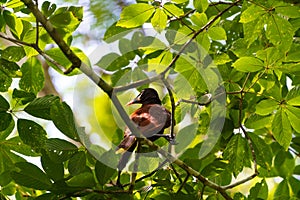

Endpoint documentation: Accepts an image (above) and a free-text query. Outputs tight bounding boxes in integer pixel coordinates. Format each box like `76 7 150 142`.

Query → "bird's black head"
127 88 161 105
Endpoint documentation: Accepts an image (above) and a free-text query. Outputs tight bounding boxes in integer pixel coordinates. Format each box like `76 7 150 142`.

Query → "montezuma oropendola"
116 88 171 185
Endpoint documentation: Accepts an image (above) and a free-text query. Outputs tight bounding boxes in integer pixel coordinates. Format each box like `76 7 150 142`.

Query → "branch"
59 189 130 199
162 79 176 140
114 0 241 93
20 0 113 96
20 0 242 198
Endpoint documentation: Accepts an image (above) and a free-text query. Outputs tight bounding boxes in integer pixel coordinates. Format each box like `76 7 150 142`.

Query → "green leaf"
274 150 295 178
172 0 188 4
194 0 209 13
5 137 40 157
0 119 14 141
49 11 80 31
0 113 12 132
96 52 131 71
3 10 23 38
151 8 167 33
285 44 300 62
274 179 290 200
0 95 9 112
174 56 208 93
139 36 166 54
45 47 90 75
232 57 264 72
148 51 172 73
12 162 52 190
286 86 300 106
240 5 265 23
0 58 20 92
104 22 130 43
1 46 25 62
42 1 57 17
223 134 251 177
19 57 44 94
243 17 265 47
266 15 294 51
255 99 278 116
248 179 268 200
289 176 300 197
66 172 95 188
163 3 184 17
45 138 78 163
213 53 231 65
12 89 36 105
41 153 64 182
24 95 59 120
68 151 86 176
191 12 207 28
248 133 272 169
117 3 155 28
285 105 300 133
50 100 79 140
208 27 227 41
22 28 47 57
272 108 292 151
95 160 117 185
245 114 272 129
276 5 300 18
17 119 47 149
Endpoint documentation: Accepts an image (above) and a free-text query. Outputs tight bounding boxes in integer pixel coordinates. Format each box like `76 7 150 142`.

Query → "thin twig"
0 34 68 72
176 174 189 193
114 0 241 93
123 159 169 187
170 164 182 184
177 98 211 106
59 189 130 199
222 173 258 190
162 79 176 140
129 141 142 192
34 0 39 46
163 6 195 32
20 1 242 199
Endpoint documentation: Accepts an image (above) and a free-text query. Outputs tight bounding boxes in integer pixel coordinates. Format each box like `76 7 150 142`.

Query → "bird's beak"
126 97 140 106
126 100 135 106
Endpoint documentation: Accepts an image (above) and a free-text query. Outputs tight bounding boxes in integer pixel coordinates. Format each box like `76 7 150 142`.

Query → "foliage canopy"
0 0 300 199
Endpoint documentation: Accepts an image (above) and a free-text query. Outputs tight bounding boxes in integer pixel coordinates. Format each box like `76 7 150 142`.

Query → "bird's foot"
153 134 178 145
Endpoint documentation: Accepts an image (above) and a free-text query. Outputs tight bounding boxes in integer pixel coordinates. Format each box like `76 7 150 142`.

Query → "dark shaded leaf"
274 179 290 200
1 46 25 62
68 151 86 176
95 160 117 185
41 153 64 182
24 95 59 120
116 3 155 28
66 172 95 188
50 100 78 140
19 57 44 94
12 162 52 190
17 119 47 149
248 179 268 200
272 108 292 150
45 138 77 163
12 89 36 105
248 132 272 169
223 134 251 177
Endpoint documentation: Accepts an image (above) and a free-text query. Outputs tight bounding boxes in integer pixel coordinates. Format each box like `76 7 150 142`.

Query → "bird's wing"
131 104 171 138
116 130 136 154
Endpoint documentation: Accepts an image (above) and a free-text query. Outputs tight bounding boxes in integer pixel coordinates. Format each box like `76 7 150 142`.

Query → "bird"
116 88 172 186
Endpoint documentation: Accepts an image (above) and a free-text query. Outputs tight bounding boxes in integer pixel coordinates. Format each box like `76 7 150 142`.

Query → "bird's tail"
117 140 137 171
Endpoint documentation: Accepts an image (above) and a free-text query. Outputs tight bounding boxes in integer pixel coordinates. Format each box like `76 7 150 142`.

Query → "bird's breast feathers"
130 104 171 137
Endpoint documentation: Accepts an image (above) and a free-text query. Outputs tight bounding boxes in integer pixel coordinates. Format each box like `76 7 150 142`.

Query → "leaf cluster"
0 0 300 199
